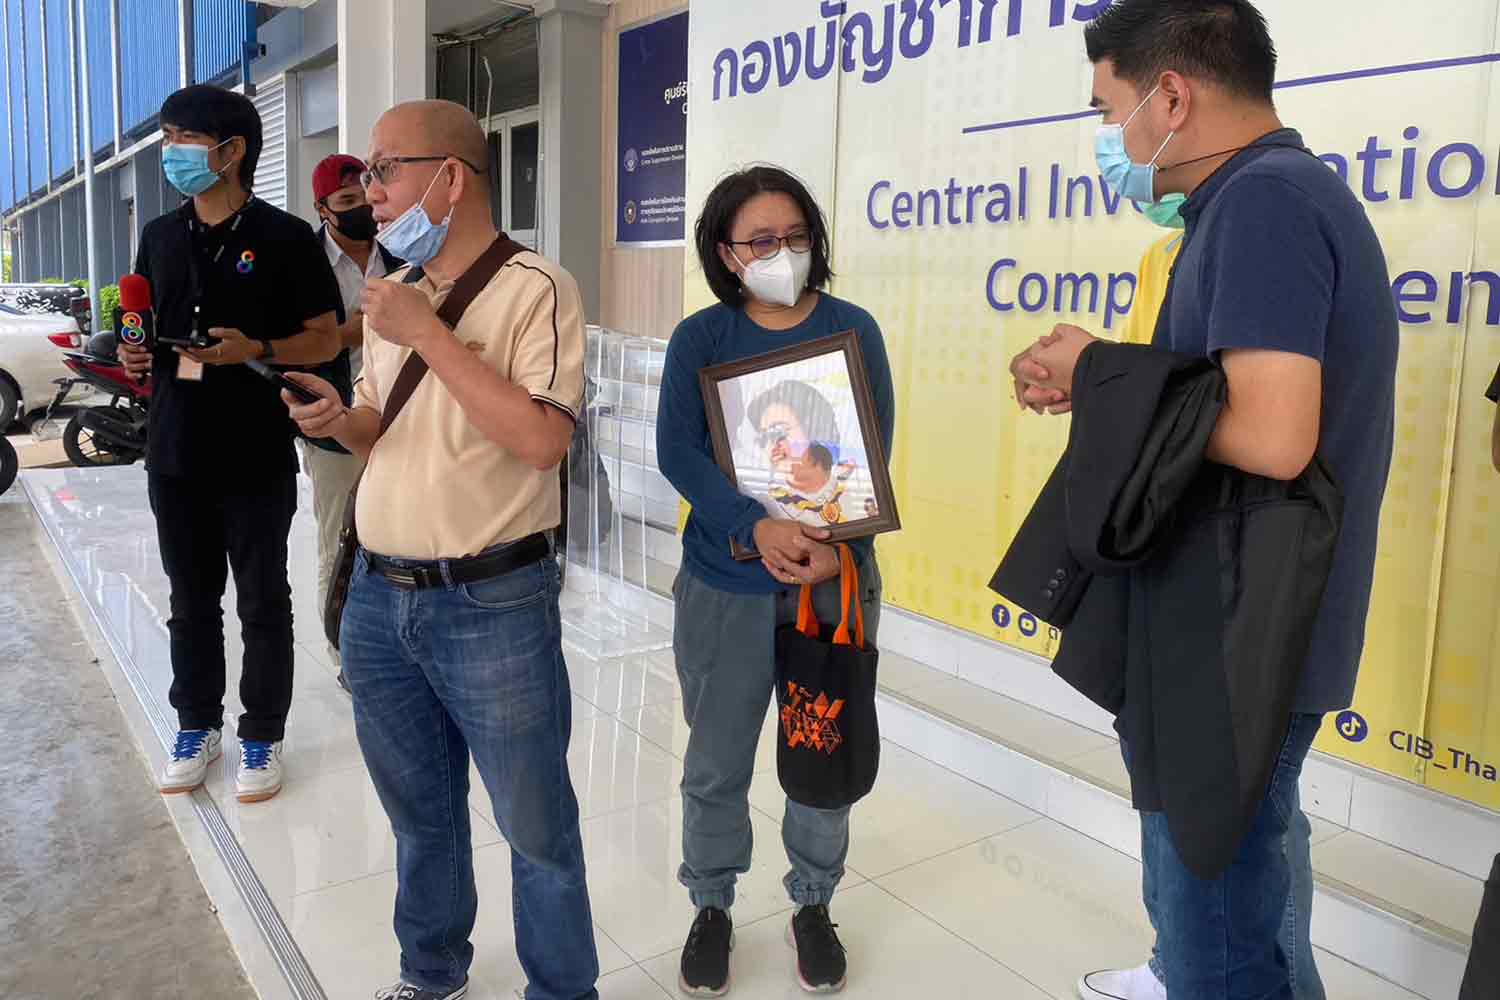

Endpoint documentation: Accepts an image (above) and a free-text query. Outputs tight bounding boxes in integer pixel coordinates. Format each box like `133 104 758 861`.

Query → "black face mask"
326 203 377 243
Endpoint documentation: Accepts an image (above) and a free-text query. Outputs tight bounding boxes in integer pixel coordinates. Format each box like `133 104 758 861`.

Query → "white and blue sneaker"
235 739 285 803
158 728 223 794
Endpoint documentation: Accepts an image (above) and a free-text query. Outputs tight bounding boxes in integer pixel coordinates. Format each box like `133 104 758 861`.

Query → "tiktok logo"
1335 710 1370 744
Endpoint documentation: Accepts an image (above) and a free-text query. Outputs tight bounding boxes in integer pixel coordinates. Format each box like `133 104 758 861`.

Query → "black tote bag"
774 544 881 810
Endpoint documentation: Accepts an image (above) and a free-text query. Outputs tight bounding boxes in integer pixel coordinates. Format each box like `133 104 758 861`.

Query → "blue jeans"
1138 713 1324 1000
342 549 600 1000
1143 782 1325 999
671 564 882 910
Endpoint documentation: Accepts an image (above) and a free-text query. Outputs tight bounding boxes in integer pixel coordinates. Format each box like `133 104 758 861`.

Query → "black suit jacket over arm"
990 341 1342 879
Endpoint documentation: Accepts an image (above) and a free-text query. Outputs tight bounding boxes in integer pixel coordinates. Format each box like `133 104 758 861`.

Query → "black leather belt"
366 533 551 590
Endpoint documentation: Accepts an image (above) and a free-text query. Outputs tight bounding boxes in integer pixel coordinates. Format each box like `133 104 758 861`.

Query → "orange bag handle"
796 580 819 638
794 544 865 648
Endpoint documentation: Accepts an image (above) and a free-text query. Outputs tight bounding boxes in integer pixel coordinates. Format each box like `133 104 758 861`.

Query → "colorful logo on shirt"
119 311 147 346
236 250 255 274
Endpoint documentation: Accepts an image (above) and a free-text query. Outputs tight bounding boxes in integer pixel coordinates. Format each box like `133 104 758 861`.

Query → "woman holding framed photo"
656 165 896 997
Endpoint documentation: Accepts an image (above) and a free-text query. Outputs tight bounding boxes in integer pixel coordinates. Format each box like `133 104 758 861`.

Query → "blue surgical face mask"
1137 192 1187 229
376 165 454 267
162 139 232 197
1095 85 1175 204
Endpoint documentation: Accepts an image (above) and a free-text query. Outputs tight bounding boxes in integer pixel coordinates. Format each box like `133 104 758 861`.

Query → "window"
436 46 473 109
474 25 539 117
434 18 538 119
483 110 540 250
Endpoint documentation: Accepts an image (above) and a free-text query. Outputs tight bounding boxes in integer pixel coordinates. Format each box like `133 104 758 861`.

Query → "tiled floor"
21 467 1427 1000
1312 830 1488 933
898 675 1118 770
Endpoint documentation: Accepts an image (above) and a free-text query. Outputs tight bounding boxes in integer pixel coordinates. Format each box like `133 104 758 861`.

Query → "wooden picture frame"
699 331 901 561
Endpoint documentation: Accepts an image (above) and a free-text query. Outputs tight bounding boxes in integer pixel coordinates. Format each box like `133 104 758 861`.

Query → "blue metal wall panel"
193 0 244 84
0 59 12 213
83 0 113 153
60 185 83 279
7 6 27 200
98 168 129 281
20 209 41 280
24 0 46 193
46 0 74 178
119 0 179 134
37 200 60 278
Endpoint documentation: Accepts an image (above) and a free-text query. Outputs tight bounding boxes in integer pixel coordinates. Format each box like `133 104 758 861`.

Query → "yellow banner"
684 0 1500 808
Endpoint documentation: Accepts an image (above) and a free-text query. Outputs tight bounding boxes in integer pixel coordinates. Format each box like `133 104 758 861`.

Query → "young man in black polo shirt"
118 85 343 804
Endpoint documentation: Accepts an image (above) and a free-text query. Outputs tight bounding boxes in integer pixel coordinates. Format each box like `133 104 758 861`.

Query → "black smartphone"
245 359 324 405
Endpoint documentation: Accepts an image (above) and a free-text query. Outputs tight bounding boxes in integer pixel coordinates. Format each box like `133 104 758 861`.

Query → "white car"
0 303 83 429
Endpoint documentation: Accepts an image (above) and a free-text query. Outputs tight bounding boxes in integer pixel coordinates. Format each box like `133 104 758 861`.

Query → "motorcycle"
44 332 151 467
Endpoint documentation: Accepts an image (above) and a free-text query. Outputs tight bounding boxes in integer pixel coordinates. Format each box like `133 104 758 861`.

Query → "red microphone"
116 274 156 384
116 274 155 351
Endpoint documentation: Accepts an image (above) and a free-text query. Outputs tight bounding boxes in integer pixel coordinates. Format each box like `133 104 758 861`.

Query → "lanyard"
184 196 255 297
1169 141 1315 269
178 196 255 346
1154 142 1317 347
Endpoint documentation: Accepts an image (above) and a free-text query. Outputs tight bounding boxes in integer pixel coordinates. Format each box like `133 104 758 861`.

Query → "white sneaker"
159 728 223 794
373 980 469 1000
1077 964 1167 1000
235 739 285 803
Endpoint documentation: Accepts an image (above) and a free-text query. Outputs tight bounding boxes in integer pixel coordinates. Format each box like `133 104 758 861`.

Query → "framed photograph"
700 331 900 561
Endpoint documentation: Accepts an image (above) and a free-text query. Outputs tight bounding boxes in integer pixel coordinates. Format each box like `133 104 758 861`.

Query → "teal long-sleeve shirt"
656 294 896 594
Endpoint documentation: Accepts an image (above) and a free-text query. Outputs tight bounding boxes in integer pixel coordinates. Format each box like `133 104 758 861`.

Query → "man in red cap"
304 154 400 690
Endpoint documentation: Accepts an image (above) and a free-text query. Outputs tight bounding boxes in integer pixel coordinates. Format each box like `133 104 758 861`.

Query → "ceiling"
429 0 536 36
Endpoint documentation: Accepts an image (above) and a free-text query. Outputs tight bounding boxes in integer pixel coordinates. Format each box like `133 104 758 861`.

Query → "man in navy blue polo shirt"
1010 2 1399 998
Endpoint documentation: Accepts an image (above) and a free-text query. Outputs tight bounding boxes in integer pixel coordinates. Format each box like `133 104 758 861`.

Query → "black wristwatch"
256 339 275 361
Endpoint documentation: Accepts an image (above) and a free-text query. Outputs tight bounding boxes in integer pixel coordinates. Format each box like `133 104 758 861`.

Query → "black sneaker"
679 907 734 996
788 905 847 993
373 980 468 1000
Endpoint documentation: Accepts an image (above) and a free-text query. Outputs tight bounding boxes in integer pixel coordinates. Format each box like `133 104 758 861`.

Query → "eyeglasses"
726 229 813 261
360 155 485 188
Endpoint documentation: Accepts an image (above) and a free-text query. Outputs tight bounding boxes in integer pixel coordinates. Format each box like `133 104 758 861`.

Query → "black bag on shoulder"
773 544 881 810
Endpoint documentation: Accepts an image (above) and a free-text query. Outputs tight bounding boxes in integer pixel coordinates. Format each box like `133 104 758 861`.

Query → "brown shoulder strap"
376 234 528 439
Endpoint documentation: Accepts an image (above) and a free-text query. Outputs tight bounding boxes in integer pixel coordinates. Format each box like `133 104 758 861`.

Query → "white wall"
291 131 339 228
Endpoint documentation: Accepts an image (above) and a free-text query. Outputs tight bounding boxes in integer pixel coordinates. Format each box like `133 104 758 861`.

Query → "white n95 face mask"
734 246 813 308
